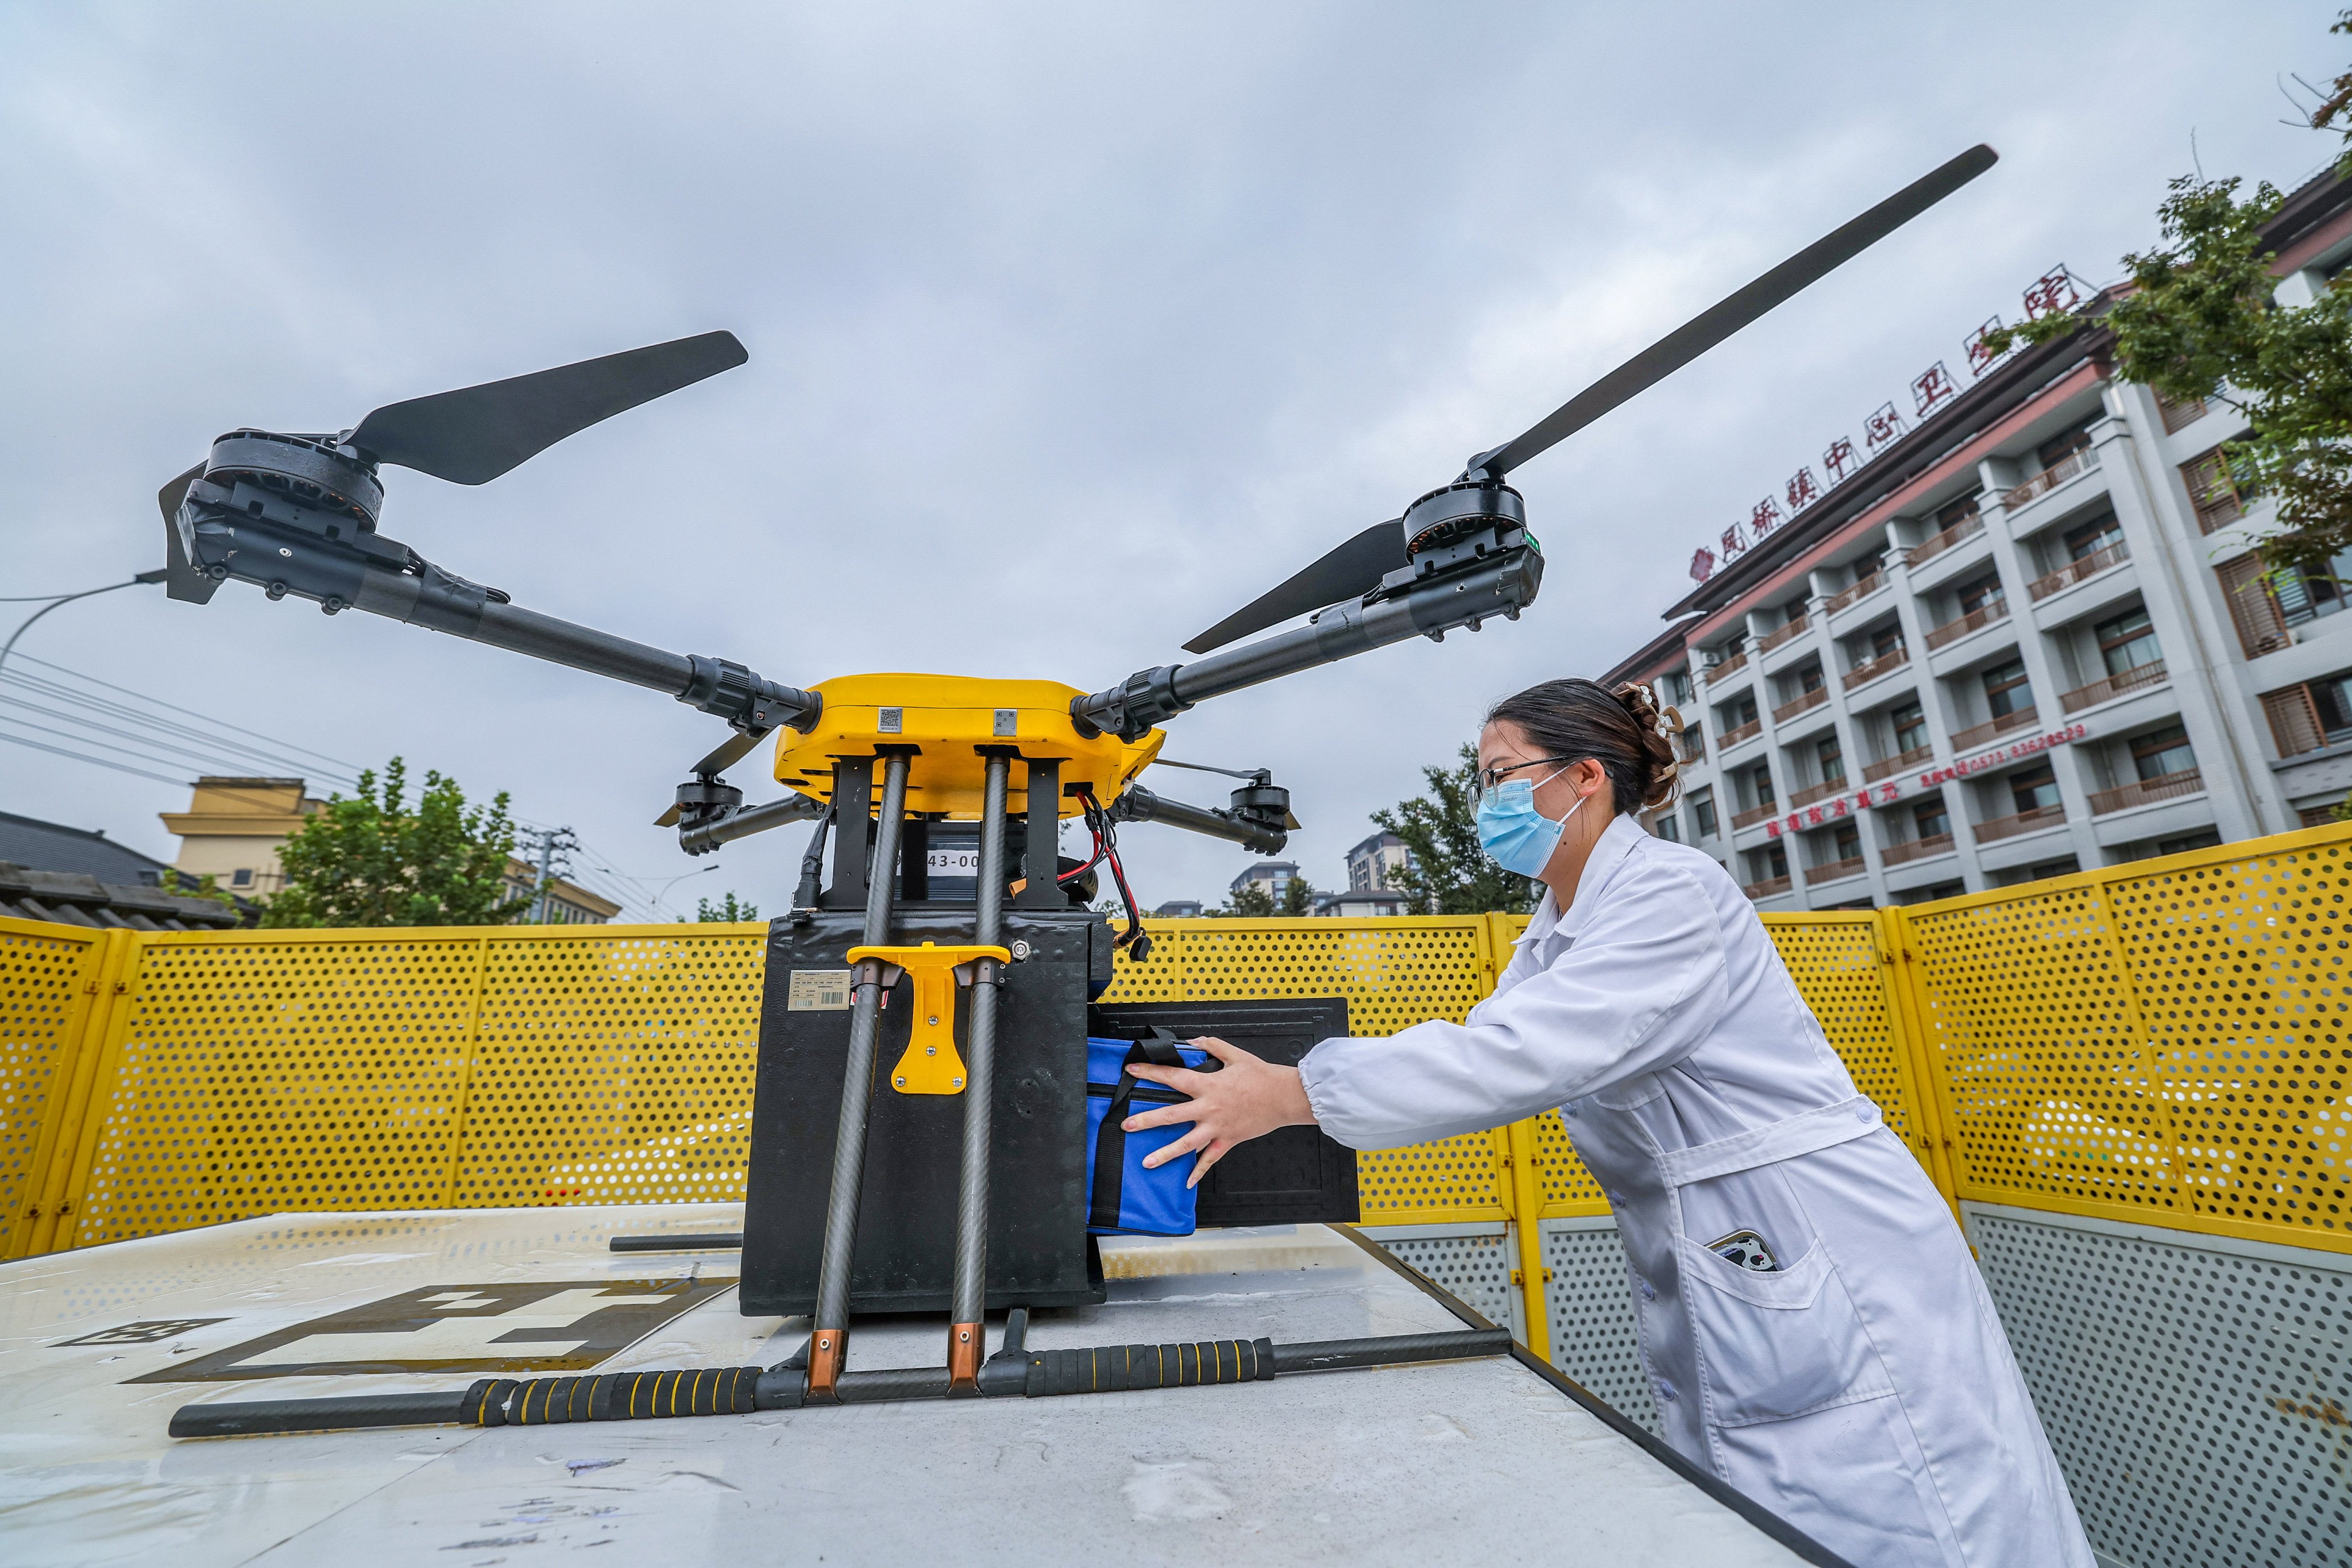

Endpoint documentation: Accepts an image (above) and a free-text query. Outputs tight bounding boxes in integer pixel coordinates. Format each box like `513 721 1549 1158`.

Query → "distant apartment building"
1345 831 1413 893
1602 167 2352 911
161 775 620 924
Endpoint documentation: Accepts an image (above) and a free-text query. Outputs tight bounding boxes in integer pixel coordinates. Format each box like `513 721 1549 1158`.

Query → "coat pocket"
1675 1234 1888 1428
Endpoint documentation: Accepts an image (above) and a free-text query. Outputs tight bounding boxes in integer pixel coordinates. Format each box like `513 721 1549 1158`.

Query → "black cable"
1077 788 1150 961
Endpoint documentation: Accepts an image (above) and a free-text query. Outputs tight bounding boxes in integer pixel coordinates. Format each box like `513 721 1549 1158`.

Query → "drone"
153 146 1995 1407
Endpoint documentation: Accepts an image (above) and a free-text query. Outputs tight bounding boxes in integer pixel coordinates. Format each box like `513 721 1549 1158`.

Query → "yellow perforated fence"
3 823 2345 1286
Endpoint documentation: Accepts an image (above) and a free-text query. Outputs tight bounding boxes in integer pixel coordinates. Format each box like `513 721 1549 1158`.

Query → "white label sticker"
787 969 853 1011
926 848 980 876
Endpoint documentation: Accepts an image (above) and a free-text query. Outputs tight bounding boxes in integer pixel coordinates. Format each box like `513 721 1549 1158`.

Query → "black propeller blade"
1180 144 1996 658
654 728 770 826
156 462 217 604
1474 144 1997 479
347 330 748 485
1182 518 1407 655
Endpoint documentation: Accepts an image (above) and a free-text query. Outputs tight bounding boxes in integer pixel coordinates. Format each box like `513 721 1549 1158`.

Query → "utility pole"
524 827 578 924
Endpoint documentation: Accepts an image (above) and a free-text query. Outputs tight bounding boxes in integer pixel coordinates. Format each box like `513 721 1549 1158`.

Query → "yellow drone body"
772 673 1164 818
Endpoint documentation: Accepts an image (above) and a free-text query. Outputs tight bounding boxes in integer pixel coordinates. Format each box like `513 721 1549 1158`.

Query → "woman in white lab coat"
1126 678 2094 1568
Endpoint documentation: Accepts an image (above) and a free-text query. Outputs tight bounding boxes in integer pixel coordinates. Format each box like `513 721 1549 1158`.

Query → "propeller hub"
206 430 384 527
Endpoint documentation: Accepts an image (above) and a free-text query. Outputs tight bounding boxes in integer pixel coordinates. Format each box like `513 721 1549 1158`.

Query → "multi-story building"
1345 831 1413 893
1603 167 2352 910
1229 860 1302 901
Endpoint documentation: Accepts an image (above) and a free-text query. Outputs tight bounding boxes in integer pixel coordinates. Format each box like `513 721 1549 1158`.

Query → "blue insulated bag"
1086 1033 1212 1235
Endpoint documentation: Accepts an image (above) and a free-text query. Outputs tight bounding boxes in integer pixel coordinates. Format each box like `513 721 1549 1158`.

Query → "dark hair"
1484 678 1680 813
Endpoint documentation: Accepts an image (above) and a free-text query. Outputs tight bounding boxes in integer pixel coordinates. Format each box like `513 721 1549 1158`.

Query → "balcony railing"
1950 706 2039 752
1905 514 1986 569
1720 718 1763 750
1843 645 1909 690
2027 541 2129 601
1705 650 1751 686
1787 778 1848 809
1973 804 2068 844
1880 832 1956 866
2060 659 2168 715
2088 768 2204 816
1863 744 1933 783
1675 729 1706 763
1731 801 1780 831
1924 598 2010 650
1825 573 1886 615
1757 614 1810 655
1743 874 1793 901
2000 445 2099 511
1805 855 1867 886
1772 685 1829 724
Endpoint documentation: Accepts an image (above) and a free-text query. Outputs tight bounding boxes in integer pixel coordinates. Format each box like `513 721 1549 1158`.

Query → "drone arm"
1110 783 1287 855
678 794 827 856
352 559 819 734
1073 547 1542 741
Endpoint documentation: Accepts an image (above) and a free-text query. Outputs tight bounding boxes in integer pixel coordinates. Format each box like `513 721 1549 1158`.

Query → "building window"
1956 571 2006 617
1913 795 1951 840
1666 670 1694 705
2130 725 2197 781
1890 699 1929 754
2062 512 2123 561
2009 763 2061 815
2037 423 2095 470
1655 813 1681 843
231 868 253 888
1828 821 1861 862
2182 447 2246 533
1868 622 1903 660
1754 842 1789 880
2094 608 2162 676
2155 389 2207 434
1728 691 1759 728
1797 662 1824 694
1983 658 2033 718
1691 792 1719 839
2215 555 2291 658
1748 763 1777 809
1815 732 1845 785
1933 491 1982 532
2156 831 2222 855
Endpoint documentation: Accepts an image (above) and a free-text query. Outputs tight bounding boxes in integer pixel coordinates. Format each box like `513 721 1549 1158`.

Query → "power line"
0 729 190 787
7 652 362 777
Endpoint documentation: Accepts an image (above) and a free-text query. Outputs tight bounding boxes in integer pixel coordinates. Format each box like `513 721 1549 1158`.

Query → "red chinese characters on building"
1689 546 1717 583
1911 361 1959 417
1764 819 1782 839
1749 496 1786 537
1721 524 1745 559
2021 265 2080 322
1784 467 1821 513
1829 796 1849 818
1864 401 1906 454
1965 315 2006 377
1822 436 1860 485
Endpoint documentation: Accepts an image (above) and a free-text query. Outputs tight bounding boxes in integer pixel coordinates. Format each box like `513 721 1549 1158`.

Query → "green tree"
1982 17 2352 574
1218 882 1277 917
1372 743 1533 916
695 891 760 922
261 757 531 928
1280 875 1315 917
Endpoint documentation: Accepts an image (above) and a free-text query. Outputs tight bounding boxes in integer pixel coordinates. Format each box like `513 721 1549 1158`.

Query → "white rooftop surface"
1 1204 1820 1566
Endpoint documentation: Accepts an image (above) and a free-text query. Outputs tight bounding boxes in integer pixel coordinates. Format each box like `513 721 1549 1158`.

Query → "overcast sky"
3 2 2342 917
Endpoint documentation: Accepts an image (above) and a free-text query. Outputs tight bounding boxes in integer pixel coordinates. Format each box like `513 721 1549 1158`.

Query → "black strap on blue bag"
1089 1030 1197 1231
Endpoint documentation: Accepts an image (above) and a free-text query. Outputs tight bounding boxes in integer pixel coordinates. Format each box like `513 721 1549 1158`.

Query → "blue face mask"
1476 768 1586 878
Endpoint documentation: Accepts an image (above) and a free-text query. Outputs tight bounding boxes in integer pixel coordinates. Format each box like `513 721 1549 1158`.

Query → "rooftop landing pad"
2 1206 1825 1567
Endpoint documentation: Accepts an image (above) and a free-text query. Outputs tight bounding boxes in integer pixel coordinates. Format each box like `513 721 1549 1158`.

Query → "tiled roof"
0 810 175 885
0 861 242 932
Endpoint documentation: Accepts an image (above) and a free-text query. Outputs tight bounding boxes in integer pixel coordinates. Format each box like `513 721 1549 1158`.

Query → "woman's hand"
1123 1037 1319 1187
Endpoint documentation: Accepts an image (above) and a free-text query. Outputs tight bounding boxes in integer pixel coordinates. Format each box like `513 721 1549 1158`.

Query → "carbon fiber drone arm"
1072 546 1541 741
337 558 816 735
1109 784 1287 855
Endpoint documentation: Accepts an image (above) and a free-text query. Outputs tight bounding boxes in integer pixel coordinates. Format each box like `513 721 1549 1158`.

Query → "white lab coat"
1298 813 2093 1568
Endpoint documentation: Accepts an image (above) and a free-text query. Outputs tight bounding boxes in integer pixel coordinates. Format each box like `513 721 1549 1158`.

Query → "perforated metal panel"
1359 1222 1521 1340
71 932 486 1246
1767 916 1938 1172
1104 917 1512 1223
0 918 106 1257
1966 1203 2349 1568
1905 828 2352 1254
1541 1216 1658 1434
456 928 764 1208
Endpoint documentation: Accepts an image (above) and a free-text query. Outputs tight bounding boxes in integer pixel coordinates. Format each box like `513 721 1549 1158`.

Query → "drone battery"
1088 999 1358 1227
739 905 1115 1318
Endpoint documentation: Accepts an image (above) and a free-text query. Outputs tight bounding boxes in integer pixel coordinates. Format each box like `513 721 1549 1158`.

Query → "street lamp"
1 570 169 681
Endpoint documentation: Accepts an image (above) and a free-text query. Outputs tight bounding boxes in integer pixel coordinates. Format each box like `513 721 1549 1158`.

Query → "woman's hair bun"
1484 677 1682 818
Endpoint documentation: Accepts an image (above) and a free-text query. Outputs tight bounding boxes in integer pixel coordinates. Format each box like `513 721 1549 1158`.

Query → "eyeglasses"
1472 755 1577 807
